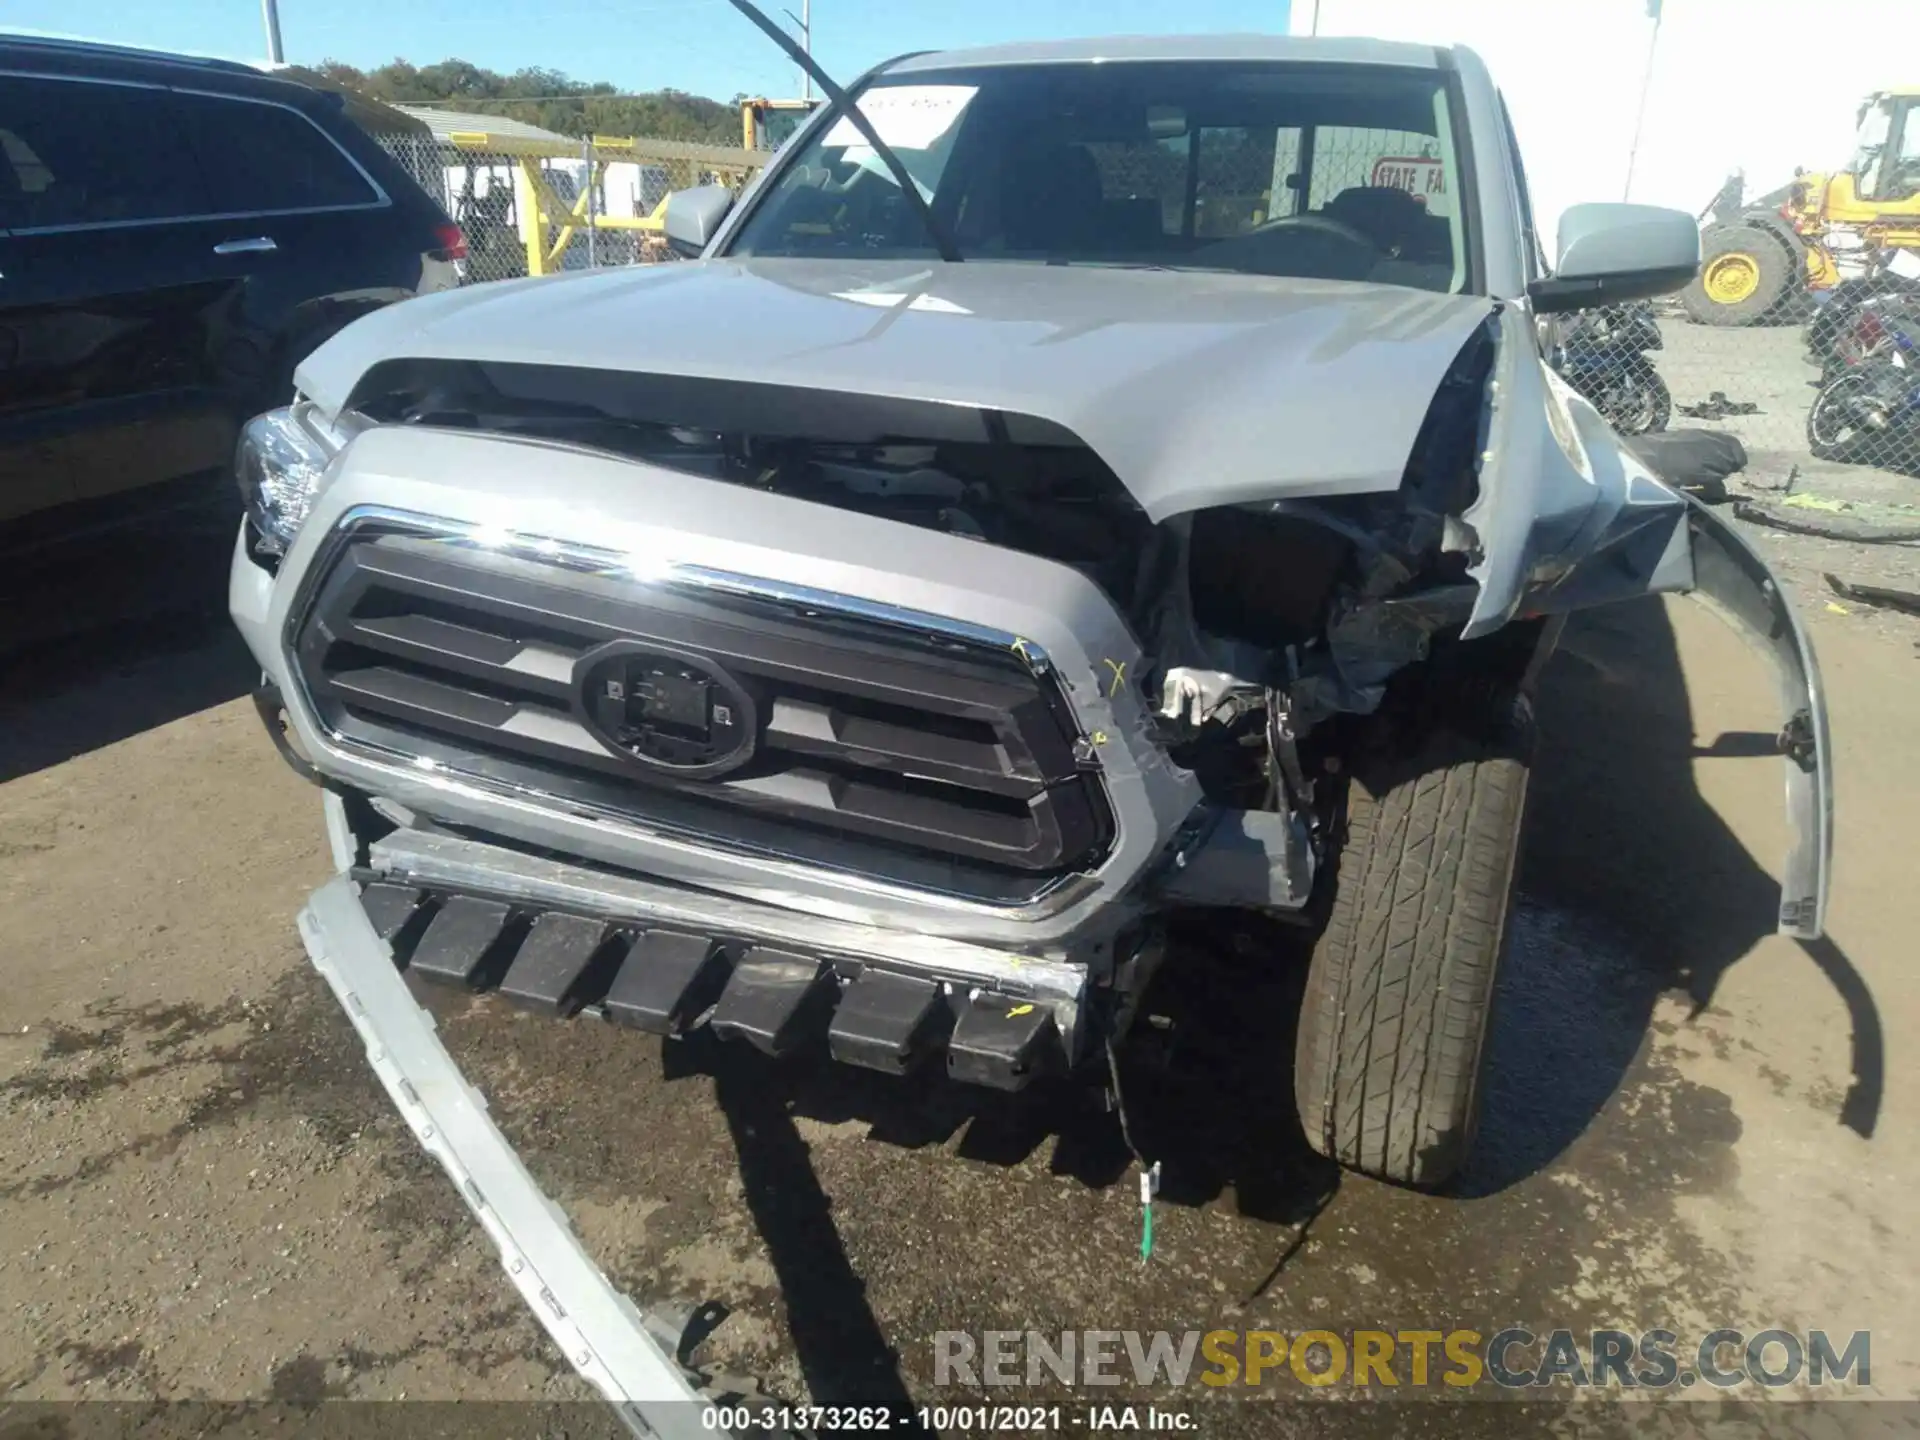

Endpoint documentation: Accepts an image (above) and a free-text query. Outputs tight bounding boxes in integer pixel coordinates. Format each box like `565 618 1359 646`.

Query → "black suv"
0 35 461 554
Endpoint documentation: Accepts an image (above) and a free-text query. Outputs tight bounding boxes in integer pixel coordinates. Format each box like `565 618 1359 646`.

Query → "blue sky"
9 0 1293 101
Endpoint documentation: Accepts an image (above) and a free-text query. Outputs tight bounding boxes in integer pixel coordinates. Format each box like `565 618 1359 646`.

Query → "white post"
1624 0 1663 201
801 0 812 102
583 137 597 269
780 4 813 103
260 0 285 63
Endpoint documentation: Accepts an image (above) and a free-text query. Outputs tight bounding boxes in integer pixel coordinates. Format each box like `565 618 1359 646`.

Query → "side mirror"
663 185 734 258
1528 202 1700 314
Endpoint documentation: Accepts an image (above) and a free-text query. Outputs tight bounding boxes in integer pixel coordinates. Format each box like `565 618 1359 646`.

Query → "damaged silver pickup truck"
229 33 1831 1420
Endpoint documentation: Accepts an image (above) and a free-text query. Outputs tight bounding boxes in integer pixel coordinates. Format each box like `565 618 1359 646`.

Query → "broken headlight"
235 403 342 556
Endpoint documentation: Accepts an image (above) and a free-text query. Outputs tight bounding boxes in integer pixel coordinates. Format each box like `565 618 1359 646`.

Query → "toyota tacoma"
229 34 1831 1422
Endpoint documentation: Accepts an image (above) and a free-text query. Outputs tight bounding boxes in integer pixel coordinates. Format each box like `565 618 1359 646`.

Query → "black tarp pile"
1625 428 1749 503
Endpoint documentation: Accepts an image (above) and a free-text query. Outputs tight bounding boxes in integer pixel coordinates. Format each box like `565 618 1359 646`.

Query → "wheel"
1806 371 1884 463
1598 359 1671 435
1640 367 1673 434
1681 225 1795 326
1293 705 1533 1190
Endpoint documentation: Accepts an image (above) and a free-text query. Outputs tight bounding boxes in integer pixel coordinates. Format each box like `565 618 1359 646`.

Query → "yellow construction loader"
741 96 820 152
1682 87 1920 325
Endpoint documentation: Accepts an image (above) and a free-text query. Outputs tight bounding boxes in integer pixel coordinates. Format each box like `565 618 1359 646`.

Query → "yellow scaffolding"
442 130 770 277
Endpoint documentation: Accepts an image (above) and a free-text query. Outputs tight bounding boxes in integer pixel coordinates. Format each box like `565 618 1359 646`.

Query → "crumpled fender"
1463 308 1831 938
1462 308 1694 638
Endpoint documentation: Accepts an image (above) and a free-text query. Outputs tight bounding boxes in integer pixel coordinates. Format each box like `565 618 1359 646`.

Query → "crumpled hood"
298 258 1496 523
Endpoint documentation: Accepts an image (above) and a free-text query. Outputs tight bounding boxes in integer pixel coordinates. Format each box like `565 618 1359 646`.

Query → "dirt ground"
2 515 1918 1434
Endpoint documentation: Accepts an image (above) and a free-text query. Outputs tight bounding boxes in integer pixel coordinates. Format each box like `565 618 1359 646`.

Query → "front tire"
1681 225 1795 326
1599 359 1671 435
1806 371 1882 463
1293 706 1533 1190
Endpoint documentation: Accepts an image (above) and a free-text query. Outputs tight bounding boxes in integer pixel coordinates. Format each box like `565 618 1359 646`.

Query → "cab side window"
1888 99 1920 201
0 77 210 231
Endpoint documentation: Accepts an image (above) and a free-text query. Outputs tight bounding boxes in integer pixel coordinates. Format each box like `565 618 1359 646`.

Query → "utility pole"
782 2 811 101
1623 0 1663 201
260 0 285 63
1309 0 1321 36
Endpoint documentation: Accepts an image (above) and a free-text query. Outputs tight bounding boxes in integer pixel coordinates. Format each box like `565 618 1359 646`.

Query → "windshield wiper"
1052 259 1194 272
723 0 964 264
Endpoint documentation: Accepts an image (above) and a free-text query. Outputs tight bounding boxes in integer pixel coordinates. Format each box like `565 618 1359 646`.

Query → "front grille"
291 521 1115 898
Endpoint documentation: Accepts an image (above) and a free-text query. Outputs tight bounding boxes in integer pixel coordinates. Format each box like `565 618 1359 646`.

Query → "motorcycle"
1805 250 1920 383
1552 301 1671 435
1806 302 1920 471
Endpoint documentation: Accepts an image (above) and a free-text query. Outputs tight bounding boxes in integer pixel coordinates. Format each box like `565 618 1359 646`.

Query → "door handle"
213 237 277 255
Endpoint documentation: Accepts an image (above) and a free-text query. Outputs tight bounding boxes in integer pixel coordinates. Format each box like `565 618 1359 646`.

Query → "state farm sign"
1371 155 1453 216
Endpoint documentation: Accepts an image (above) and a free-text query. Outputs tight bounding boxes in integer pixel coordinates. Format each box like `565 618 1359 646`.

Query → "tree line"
310 59 742 143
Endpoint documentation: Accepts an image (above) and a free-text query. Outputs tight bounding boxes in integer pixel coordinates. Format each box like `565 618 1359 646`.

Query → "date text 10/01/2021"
699 1406 1192 1431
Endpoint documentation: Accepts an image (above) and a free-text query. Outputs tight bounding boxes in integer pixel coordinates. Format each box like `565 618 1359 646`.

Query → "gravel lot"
3 325 1918 1432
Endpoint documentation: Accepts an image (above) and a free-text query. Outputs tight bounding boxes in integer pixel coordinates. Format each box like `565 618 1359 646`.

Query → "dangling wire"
1105 1036 1160 1260
1104 1036 1143 1162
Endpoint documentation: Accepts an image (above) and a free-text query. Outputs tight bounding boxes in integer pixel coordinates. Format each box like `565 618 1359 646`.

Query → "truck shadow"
704 1058 933 1428
677 949 1332 1417
1462 595 1880 1194
675 905 1337 1220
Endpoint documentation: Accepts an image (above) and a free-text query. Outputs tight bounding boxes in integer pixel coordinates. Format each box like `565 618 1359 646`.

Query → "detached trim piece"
296 877 713 1440
1682 499 1833 938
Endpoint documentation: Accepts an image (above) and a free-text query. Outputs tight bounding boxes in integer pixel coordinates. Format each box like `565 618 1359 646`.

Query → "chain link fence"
1552 132 1920 491
1553 245 1920 490
378 132 761 283
1076 124 1453 238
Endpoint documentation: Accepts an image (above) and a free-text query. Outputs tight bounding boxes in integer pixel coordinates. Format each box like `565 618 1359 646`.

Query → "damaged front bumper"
295 865 723 1439
351 822 1098 1086
289 790 1137 1431
294 799 1308 1087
